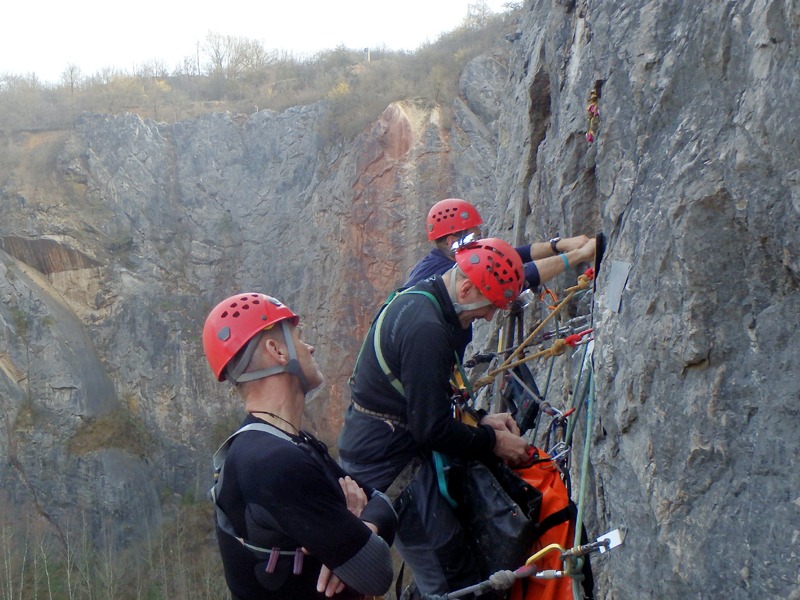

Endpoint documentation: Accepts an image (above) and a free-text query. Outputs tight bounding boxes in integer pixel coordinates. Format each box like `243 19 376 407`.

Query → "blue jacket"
404 245 541 288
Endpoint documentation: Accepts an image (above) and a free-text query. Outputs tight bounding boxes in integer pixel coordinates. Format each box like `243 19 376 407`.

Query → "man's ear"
457 278 477 303
263 337 288 364
437 234 461 258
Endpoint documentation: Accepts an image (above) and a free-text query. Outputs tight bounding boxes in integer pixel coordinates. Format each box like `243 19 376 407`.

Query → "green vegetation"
9 306 29 341
67 406 154 459
0 5 520 139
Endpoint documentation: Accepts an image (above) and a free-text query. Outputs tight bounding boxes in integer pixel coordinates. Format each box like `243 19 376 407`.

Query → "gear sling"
210 422 307 574
348 288 461 503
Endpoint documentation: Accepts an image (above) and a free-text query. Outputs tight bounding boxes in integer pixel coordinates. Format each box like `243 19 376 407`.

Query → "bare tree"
61 64 82 95
38 539 55 600
202 32 273 80
467 1 492 28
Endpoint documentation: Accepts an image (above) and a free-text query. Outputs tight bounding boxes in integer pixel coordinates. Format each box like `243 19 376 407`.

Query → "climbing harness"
350 287 467 510
352 400 407 430
209 422 306 572
211 420 393 577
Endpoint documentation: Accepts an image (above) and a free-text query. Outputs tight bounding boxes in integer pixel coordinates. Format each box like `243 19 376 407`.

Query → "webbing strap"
384 455 424 503
536 504 573 537
211 423 295 556
348 290 399 388
352 401 407 428
372 290 442 396
373 304 405 396
212 422 292 470
433 451 458 509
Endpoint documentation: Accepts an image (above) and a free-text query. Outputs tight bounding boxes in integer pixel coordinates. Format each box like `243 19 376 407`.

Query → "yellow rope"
472 273 592 390
474 339 568 386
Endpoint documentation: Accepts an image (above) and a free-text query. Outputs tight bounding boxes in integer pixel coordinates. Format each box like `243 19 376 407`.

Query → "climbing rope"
566 370 595 597
419 566 535 599
472 270 595 390
567 236 604 597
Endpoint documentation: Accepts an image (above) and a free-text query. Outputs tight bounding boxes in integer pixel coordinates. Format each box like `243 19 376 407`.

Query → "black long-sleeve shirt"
337 277 497 490
216 414 395 599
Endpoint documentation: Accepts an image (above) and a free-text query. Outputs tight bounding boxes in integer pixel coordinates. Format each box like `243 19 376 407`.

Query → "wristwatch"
549 236 562 255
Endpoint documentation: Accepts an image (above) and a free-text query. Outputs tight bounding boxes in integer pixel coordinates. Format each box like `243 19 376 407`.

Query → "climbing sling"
210 422 306 572
349 288 458 503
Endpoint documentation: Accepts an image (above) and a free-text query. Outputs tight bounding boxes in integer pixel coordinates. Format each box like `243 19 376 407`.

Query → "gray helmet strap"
279 319 312 393
448 265 494 313
227 320 311 393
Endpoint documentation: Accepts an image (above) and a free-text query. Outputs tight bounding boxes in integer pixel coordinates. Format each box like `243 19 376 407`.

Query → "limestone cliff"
0 0 797 597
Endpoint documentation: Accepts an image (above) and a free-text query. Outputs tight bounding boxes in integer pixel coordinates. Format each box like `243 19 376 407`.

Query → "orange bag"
509 449 592 600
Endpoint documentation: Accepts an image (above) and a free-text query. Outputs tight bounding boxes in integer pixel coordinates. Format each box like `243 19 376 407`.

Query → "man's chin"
310 373 324 391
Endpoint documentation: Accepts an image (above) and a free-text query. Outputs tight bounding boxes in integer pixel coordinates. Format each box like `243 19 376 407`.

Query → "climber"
405 198 596 288
203 293 397 600
337 238 532 596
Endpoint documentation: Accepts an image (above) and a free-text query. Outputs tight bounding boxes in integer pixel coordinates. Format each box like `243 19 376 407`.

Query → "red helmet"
203 293 299 381
426 198 483 241
455 238 524 310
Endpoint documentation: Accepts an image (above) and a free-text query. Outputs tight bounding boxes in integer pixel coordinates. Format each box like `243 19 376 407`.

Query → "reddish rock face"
312 101 454 445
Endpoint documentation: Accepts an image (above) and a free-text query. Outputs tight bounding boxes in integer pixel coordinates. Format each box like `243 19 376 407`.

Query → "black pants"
343 455 480 595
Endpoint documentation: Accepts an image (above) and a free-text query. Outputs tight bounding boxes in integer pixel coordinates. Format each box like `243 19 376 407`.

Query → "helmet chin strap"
226 320 312 393
447 265 494 313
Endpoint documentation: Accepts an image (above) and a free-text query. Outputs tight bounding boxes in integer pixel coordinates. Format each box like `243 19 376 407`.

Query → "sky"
1 0 510 85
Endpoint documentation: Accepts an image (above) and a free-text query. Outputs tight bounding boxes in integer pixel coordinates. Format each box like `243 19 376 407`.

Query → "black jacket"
217 414 396 599
337 276 496 489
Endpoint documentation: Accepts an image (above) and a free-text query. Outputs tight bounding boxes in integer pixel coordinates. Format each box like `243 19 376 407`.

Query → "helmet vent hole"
232 311 240 318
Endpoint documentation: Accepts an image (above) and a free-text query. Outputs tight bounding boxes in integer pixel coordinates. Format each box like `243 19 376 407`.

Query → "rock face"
494 2 799 598
0 0 797 597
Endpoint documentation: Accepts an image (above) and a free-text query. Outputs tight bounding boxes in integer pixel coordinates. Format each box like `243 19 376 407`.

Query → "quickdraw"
472 268 595 390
